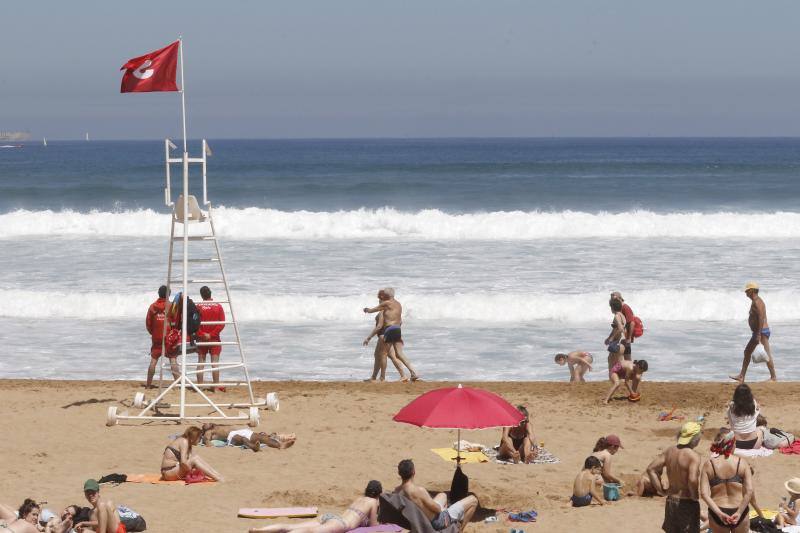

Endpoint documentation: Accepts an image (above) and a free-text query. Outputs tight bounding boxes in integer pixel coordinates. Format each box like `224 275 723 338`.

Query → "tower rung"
200 320 234 325
173 258 220 263
169 279 225 284
173 236 216 241
195 341 239 346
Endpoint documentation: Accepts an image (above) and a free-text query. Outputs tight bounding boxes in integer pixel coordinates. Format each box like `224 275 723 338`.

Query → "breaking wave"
6 289 799 323
2 207 800 240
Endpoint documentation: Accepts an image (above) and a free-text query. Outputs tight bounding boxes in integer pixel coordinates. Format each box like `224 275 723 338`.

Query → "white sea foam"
7 288 800 322
2 207 800 240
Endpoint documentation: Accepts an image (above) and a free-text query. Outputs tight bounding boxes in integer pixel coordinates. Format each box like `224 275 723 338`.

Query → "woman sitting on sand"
554 351 593 382
700 428 754 533
591 435 624 485
497 405 537 463
249 480 382 533
161 426 224 482
725 384 762 449
603 359 648 404
604 299 627 369
0 499 41 533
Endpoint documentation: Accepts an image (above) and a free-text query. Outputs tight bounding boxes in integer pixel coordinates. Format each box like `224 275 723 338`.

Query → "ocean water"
1 138 798 382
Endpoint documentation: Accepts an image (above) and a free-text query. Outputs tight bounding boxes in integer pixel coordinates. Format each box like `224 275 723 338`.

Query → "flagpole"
178 35 189 419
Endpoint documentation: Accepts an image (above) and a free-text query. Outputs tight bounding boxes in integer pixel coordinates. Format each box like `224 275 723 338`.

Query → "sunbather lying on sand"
201 424 296 452
0 500 40 533
248 480 381 533
161 426 224 481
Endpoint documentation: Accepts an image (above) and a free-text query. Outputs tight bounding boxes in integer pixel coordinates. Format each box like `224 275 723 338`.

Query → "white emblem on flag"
133 60 154 80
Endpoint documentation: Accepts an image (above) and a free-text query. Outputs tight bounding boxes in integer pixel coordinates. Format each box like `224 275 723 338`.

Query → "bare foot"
400 376 410 382
729 374 744 383
363 378 377 382
145 384 157 389
410 374 422 382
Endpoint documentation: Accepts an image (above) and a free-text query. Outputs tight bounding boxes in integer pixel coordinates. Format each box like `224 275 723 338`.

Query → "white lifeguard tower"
107 139 277 426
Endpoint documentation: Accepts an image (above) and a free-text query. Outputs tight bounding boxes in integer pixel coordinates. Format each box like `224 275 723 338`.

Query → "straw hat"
744 281 759 292
785 478 800 495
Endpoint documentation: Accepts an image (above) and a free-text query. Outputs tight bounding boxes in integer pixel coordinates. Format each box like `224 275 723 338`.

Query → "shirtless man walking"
658 422 702 533
730 282 777 383
394 459 477 532
363 288 420 381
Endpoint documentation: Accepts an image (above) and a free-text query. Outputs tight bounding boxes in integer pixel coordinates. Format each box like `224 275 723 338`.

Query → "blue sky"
2 1 800 139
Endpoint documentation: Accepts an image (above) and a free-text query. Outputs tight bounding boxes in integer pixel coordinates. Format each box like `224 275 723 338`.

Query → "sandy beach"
2 379 798 532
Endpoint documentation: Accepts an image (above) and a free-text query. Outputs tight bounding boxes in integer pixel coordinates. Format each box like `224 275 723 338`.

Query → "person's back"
664 446 699 499
146 297 168 342
572 457 604 507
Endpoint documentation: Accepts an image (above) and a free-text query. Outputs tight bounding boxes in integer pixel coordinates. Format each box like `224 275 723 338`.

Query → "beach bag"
632 316 644 338
762 427 795 449
449 465 469 503
117 506 147 532
752 344 770 364
170 295 201 335
750 516 782 533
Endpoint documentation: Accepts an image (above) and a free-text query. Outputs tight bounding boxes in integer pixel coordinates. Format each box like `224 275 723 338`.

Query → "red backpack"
632 316 644 338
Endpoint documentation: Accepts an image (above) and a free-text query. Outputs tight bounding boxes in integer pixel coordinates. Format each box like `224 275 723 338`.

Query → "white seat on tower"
174 194 206 223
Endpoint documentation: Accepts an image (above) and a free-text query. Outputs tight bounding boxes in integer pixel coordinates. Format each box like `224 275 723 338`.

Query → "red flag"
120 41 180 93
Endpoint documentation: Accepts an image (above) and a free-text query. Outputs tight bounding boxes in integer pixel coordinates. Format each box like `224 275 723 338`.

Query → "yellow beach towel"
749 508 778 520
430 448 487 464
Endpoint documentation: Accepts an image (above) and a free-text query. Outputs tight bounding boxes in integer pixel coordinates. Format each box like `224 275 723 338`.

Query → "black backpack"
750 517 782 533
185 297 201 335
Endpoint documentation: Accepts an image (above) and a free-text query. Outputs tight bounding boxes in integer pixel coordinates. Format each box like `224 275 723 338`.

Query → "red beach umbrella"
393 384 524 463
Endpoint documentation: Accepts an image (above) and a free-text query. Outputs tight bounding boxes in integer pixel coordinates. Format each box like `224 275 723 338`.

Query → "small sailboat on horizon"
43 137 47 147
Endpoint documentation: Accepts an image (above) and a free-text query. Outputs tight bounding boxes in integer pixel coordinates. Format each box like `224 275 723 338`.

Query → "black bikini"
162 445 182 472
708 458 747 528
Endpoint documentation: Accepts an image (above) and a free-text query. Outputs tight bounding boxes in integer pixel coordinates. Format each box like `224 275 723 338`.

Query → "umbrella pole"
457 428 461 464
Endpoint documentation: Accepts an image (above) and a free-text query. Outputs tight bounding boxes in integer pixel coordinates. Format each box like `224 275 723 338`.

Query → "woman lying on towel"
201 423 296 452
161 426 224 482
248 481 382 533
0 499 41 533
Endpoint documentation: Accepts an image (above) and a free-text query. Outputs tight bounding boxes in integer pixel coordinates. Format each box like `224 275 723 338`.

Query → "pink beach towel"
349 525 403 533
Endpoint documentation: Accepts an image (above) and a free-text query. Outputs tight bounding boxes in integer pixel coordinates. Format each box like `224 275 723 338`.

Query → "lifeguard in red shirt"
196 285 226 390
145 285 180 388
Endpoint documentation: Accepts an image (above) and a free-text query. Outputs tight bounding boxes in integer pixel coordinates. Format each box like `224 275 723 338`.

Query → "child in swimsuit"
571 457 605 507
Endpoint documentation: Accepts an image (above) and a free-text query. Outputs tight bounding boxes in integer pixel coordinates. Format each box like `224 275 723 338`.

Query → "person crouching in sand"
571 456 606 507
161 426 224 482
555 351 593 382
249 480 381 533
604 359 648 404
591 435 624 486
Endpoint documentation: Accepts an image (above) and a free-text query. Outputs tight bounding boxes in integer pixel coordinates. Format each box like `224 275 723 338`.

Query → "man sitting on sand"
659 421 702 533
497 405 537 463
571 456 606 507
554 351 593 382
79 479 125 533
201 423 296 452
395 459 478 532
363 288 420 382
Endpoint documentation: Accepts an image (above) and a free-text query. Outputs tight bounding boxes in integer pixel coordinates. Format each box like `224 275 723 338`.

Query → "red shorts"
117 522 127 533
150 340 164 359
198 345 222 357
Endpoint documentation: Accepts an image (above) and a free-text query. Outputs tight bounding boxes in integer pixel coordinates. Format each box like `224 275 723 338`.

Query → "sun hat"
606 434 624 448
677 422 702 445
744 282 759 292
785 478 800 495
83 479 100 492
